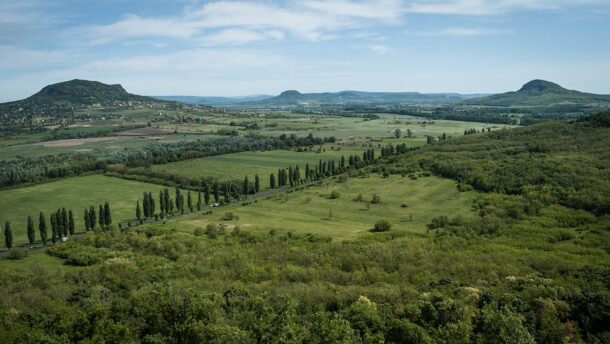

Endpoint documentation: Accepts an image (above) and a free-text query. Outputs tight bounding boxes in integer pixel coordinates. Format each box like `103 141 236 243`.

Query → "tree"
255 174 260 193
394 128 402 139
84 208 90 231
187 191 193 212
136 200 142 223
4 221 12 250
270 173 276 189
61 208 68 237
68 210 75 235
98 204 105 230
89 205 96 230
243 176 249 195
104 202 111 227
224 183 230 203
197 191 202 211
203 182 210 205
148 192 155 216
50 213 57 243
159 190 165 216
39 212 47 245
27 215 35 245
164 188 171 214
213 182 220 203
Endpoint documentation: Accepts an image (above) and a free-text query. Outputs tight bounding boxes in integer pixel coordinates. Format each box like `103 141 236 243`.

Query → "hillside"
245 90 484 106
0 79 171 117
463 79 610 107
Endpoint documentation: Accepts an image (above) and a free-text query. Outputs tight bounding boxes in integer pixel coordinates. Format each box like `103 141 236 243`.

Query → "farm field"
178 174 478 239
150 147 365 188
0 174 186 248
0 132 222 160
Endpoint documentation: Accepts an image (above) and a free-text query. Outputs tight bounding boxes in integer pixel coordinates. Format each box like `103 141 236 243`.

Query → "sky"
1 0 609 101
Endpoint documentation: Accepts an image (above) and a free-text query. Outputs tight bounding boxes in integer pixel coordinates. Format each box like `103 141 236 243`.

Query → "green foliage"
371 220 392 232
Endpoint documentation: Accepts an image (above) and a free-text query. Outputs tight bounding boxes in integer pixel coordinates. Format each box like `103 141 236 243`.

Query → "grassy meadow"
0 174 184 248
178 174 478 239
149 147 364 188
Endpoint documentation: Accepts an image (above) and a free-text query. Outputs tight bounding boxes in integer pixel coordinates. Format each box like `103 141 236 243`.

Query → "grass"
150 147 363 188
0 174 184 249
178 174 478 239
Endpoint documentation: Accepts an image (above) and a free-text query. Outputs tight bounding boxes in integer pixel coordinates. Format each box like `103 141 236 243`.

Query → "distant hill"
242 90 485 106
0 79 171 117
462 80 610 107
153 95 273 106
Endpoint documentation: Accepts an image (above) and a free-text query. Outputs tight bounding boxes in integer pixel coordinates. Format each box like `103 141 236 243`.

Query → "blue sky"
1 0 609 101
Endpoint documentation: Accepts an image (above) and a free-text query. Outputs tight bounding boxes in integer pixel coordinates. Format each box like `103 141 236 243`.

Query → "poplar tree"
89 205 96 230
50 213 57 243
224 183 230 203
84 208 90 231
270 173 276 189
203 182 210 205
164 188 171 214
148 192 155 216
243 176 249 195
255 174 260 193
159 190 165 216
61 208 68 237
68 210 75 235
187 191 193 212
4 221 12 250
213 182 220 203
197 191 202 211
27 215 35 245
98 204 105 230
136 201 142 223
104 202 111 227
39 212 47 245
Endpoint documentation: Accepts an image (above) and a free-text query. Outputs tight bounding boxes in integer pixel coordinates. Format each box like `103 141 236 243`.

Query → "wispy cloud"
407 27 513 36
405 0 606 16
78 0 405 45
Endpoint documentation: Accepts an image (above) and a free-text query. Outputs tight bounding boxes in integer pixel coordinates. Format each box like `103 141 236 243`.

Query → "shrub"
221 212 239 221
329 190 340 199
371 220 392 232
371 194 381 204
8 248 28 260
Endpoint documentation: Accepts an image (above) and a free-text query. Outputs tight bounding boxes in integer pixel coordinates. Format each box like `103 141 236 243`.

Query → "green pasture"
0 174 183 248
150 147 364 187
178 174 478 239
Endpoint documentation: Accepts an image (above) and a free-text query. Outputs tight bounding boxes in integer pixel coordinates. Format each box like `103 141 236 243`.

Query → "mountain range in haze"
2 79 609 118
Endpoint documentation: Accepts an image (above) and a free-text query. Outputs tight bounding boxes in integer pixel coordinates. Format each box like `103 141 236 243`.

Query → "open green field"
178 174 478 239
150 147 365 188
0 174 183 248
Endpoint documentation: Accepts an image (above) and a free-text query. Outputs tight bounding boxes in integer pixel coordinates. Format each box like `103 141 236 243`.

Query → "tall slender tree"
270 173 276 189
213 182 220 203
203 182 210 205
27 215 35 245
224 183 230 203
104 202 112 227
50 213 57 243
61 208 68 237
68 210 75 235
187 191 193 212
89 205 96 230
163 188 171 214
136 201 142 223
39 212 47 245
255 174 260 193
159 190 165 216
84 208 90 231
4 221 12 250
197 191 202 211
98 204 105 230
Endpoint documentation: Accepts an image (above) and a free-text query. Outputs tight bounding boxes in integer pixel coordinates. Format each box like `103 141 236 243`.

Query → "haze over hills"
153 95 273 106
462 79 610 107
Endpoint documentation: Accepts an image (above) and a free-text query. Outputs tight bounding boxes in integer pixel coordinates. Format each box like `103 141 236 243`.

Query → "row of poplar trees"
3 203 111 250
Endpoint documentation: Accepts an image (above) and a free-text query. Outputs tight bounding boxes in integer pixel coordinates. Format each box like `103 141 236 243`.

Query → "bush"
7 248 28 260
329 190 340 199
221 212 239 221
371 220 392 232
371 194 381 204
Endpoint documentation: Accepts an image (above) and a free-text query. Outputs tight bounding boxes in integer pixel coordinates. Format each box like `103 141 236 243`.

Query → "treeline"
2 203 112 252
0 134 336 188
42 124 147 141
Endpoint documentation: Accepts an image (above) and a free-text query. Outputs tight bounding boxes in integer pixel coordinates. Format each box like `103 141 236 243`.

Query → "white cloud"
368 44 389 54
408 27 513 36
405 0 606 16
79 0 406 45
